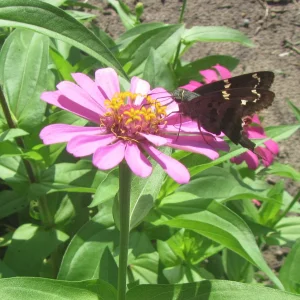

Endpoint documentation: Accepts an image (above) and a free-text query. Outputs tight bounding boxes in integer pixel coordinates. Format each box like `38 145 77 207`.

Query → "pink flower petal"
125 143 152 177
40 124 104 144
138 133 168 146
57 81 104 116
165 135 227 160
264 139 279 155
128 77 150 105
180 80 202 91
95 68 120 99
251 114 261 124
255 146 274 167
141 143 190 184
93 140 125 170
213 64 231 79
200 69 218 83
246 126 266 139
41 91 100 123
66 134 117 157
231 151 259 170
72 73 106 114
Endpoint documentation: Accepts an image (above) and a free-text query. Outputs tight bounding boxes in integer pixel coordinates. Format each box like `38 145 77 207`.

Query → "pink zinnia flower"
181 64 279 170
230 115 279 169
40 68 229 184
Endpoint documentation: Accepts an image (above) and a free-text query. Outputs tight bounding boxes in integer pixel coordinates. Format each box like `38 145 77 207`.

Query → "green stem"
0 86 53 228
172 41 182 70
178 0 187 23
117 163 132 300
275 190 300 225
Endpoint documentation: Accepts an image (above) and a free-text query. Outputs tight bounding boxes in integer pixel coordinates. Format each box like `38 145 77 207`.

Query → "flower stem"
0 86 53 228
117 162 132 300
179 0 187 23
275 190 300 225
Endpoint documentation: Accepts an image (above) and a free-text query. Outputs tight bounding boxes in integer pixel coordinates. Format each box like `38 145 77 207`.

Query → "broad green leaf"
40 0 65 6
0 141 22 157
29 160 106 196
0 128 28 142
119 24 184 76
266 217 300 247
182 26 254 47
143 48 176 91
267 163 300 181
0 190 28 219
128 148 169 230
265 124 300 141
58 206 118 281
174 167 275 202
65 10 96 22
0 156 29 192
49 47 75 81
116 23 165 50
222 249 254 283
126 280 300 300
0 260 16 278
107 0 136 30
4 223 69 276
0 0 127 78
288 100 300 122
280 238 300 293
90 168 119 207
0 278 117 300
0 29 48 131
176 55 239 85
159 194 283 289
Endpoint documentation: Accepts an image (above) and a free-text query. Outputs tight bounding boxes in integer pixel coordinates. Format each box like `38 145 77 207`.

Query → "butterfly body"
172 72 275 151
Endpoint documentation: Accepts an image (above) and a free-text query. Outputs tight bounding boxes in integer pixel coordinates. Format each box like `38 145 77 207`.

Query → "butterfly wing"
193 71 274 95
178 88 275 150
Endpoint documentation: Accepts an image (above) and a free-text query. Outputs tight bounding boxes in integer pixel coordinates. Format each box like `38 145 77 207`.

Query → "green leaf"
159 195 283 289
29 160 107 196
265 124 300 141
0 0 127 78
0 259 16 278
90 168 119 207
128 148 169 230
0 156 29 192
0 141 22 157
280 238 300 293
0 278 117 300
288 100 300 122
0 190 28 219
58 206 118 281
119 24 184 76
126 280 300 300
223 249 254 283
4 224 69 276
143 48 176 91
49 47 75 81
107 0 136 30
175 167 275 202
0 128 28 142
116 23 165 50
176 55 239 85
266 217 300 247
267 163 300 181
182 26 254 47
0 29 48 131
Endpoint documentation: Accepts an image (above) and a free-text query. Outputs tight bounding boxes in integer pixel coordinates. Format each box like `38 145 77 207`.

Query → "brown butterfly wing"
178 88 275 150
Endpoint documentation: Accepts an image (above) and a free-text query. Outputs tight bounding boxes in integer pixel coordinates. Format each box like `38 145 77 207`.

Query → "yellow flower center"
100 92 167 141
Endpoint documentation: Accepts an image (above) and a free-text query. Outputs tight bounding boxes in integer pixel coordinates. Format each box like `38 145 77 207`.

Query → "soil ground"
88 0 300 195
85 0 300 278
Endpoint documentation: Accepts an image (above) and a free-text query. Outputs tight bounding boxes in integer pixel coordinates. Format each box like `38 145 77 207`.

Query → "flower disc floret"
101 92 167 140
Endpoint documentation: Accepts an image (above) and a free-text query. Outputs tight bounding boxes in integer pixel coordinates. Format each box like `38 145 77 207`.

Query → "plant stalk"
117 162 132 300
0 86 53 228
